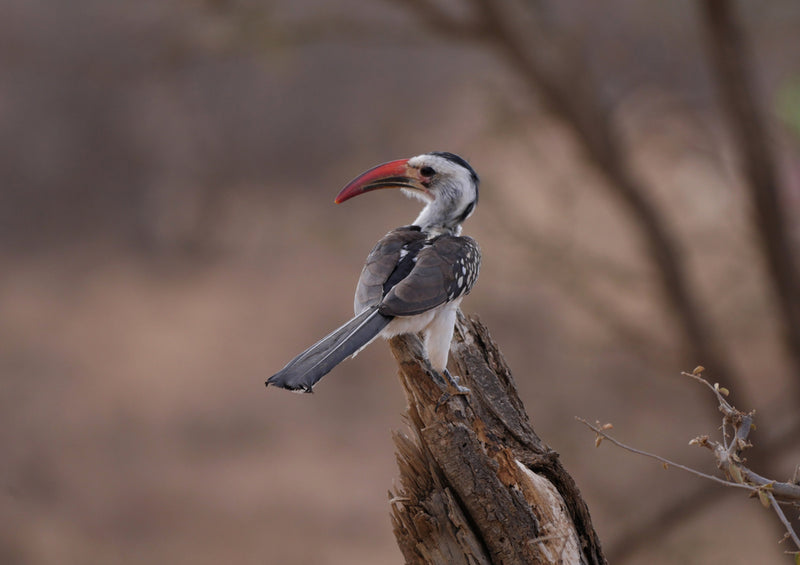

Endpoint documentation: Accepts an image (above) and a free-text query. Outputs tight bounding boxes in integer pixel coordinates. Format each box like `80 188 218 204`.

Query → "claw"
443 369 471 394
435 369 470 409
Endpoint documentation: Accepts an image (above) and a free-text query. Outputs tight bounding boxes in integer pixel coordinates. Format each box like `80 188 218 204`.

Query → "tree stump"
388 312 606 565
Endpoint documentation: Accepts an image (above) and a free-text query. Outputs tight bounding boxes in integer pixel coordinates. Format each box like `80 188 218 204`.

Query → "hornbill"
266 151 480 393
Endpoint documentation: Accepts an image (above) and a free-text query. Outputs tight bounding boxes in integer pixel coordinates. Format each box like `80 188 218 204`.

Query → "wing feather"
379 235 480 317
353 226 425 314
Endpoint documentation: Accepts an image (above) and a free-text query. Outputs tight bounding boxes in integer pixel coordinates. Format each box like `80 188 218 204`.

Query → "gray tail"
266 307 392 393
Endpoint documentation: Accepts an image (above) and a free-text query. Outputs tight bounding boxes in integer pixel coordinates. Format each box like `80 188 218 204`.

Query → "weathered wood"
389 312 605 565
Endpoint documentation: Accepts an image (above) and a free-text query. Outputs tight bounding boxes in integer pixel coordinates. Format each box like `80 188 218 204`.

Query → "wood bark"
388 312 606 565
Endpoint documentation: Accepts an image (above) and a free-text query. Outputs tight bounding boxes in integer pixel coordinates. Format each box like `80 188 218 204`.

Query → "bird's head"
335 151 479 235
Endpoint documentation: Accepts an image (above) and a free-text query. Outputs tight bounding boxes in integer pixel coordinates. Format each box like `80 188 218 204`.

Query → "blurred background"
2 0 799 563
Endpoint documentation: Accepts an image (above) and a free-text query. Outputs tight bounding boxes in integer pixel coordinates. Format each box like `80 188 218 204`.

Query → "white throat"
413 200 463 236
412 181 473 235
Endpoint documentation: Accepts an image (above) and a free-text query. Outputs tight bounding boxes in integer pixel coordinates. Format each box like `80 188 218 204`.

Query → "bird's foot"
443 369 470 394
435 369 470 409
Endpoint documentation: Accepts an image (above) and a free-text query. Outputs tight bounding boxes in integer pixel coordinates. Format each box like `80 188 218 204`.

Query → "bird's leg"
434 368 470 410
422 305 470 406
443 368 470 394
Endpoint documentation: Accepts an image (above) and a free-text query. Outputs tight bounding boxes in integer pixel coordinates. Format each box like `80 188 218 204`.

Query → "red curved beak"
335 158 427 204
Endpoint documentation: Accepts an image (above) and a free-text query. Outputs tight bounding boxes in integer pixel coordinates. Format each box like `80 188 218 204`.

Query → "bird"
266 151 481 394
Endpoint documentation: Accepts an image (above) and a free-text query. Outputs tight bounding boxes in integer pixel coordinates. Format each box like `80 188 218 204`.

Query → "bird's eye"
420 166 436 177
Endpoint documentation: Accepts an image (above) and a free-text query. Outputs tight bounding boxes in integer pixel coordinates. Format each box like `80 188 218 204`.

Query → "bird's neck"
413 197 462 237
417 224 462 238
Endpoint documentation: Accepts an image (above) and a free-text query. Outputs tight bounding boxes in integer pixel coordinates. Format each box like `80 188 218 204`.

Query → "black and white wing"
353 226 427 314
377 234 481 317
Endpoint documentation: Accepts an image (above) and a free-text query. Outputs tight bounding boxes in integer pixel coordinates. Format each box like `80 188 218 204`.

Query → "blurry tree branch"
580 368 800 554
388 312 606 564
486 203 675 367
393 0 490 40
392 0 743 399
699 0 800 389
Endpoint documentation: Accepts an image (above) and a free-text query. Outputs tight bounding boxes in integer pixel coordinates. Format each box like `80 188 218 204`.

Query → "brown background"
2 1 799 563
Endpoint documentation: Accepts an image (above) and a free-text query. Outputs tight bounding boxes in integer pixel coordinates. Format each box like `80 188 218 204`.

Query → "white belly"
378 299 463 371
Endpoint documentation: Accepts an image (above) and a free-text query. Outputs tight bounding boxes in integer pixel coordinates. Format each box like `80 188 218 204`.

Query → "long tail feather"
266 307 392 393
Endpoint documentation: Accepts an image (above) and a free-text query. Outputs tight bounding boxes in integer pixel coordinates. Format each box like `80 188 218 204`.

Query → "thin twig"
576 418 756 494
682 372 800 502
769 492 800 549
580 369 800 553
579 417 800 553
607 420 800 561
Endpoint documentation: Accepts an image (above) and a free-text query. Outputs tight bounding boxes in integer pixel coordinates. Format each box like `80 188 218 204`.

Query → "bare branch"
387 0 489 40
680 371 800 503
577 418 756 493
580 371 800 552
607 419 800 561
768 492 800 550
